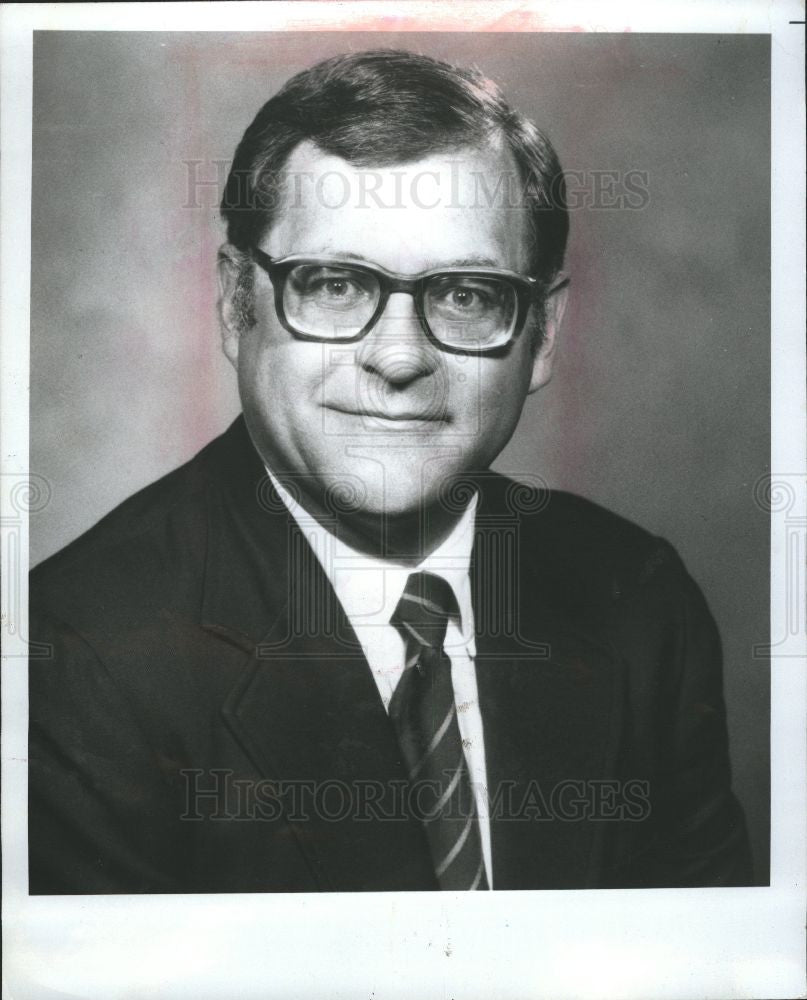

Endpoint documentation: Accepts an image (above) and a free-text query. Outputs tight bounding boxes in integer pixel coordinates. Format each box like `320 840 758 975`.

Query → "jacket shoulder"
30 430 226 624
480 472 683 606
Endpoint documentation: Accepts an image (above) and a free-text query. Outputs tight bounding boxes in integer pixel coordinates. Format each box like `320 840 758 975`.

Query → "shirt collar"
265 468 478 643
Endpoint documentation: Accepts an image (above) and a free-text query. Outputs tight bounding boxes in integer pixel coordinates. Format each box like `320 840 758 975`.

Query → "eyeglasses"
251 248 542 354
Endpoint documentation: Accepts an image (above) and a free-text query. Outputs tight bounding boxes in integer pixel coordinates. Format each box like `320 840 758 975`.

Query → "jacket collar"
200 416 298 648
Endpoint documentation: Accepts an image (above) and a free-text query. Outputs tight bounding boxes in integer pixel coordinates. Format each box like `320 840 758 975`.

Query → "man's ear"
528 276 569 394
217 244 246 370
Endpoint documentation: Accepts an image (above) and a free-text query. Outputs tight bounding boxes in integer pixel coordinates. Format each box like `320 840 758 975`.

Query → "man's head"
217 50 569 530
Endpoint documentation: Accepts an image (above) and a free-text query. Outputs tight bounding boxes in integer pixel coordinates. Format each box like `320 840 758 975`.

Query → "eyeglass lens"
283 264 518 348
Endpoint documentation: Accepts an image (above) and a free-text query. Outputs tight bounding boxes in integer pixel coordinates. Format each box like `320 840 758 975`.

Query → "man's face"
219 140 565 518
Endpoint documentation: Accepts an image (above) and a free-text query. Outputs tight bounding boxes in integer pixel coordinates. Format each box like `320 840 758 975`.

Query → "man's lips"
323 404 448 423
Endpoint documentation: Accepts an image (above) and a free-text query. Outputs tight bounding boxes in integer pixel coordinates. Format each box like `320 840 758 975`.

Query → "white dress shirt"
266 470 493 887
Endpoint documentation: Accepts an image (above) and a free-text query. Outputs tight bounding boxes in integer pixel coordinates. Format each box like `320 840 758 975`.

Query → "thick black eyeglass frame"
250 247 542 355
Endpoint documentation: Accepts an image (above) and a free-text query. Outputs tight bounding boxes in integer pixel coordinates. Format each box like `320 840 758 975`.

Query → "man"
29 49 751 892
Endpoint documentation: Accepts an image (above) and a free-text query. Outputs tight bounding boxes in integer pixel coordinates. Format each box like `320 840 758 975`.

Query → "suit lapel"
201 418 436 891
471 475 624 889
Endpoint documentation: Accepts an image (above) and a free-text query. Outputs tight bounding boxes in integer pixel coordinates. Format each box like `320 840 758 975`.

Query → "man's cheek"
445 357 488 436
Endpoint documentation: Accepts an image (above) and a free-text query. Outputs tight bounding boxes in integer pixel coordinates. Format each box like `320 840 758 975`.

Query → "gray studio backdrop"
30 31 770 882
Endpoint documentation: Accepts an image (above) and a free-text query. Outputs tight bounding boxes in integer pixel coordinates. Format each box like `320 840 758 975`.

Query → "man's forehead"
265 139 531 270
276 139 523 204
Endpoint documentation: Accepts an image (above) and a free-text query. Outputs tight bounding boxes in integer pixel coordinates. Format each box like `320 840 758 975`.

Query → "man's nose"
356 292 438 387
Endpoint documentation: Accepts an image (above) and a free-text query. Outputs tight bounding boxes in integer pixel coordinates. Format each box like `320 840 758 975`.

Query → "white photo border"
2 3 805 999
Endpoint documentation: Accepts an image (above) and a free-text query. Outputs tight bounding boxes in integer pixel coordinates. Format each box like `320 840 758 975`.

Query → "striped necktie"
389 571 489 891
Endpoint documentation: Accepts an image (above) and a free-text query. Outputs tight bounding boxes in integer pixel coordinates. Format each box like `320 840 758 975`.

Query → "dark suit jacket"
29 416 752 893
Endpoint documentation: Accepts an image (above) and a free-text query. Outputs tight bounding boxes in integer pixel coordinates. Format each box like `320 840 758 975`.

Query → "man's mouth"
324 405 448 424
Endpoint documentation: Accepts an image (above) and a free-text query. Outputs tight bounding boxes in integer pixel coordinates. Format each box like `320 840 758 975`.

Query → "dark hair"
220 49 568 284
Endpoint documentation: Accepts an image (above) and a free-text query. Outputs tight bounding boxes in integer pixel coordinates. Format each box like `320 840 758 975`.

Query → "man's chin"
316 450 478 515
323 476 473 523
329 488 439 521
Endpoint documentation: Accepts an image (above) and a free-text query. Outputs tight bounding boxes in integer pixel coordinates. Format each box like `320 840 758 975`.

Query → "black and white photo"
2 6 804 999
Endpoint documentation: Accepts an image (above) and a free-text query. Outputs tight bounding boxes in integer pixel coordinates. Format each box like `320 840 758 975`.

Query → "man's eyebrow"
435 256 501 268
302 249 504 269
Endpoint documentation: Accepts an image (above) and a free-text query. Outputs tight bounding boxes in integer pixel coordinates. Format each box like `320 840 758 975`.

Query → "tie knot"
391 571 458 654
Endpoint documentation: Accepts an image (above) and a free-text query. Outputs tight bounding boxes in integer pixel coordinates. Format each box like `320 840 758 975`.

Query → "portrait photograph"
2 4 804 999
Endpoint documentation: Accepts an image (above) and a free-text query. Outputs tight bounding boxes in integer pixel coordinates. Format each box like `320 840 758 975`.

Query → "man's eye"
311 277 354 297
292 268 371 305
430 281 497 313
448 287 482 309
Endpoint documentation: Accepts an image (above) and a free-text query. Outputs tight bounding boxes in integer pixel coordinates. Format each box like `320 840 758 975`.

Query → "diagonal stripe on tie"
410 705 456 779
399 618 431 652
468 859 485 891
425 756 464 817
399 591 448 615
389 571 489 891
435 814 473 877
